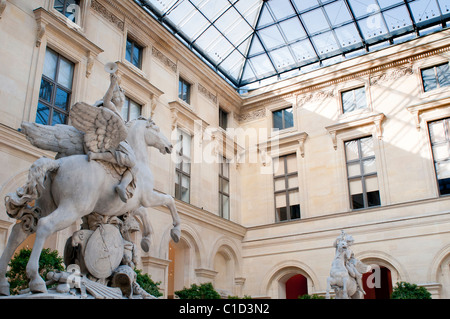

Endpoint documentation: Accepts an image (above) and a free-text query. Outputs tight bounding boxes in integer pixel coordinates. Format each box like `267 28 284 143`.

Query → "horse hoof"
170 226 181 243
29 278 47 294
141 236 151 252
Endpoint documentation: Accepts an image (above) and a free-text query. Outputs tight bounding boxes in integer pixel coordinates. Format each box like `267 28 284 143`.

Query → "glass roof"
137 0 450 90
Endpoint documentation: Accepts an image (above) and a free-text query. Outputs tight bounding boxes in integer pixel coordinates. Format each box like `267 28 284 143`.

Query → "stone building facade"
0 0 449 298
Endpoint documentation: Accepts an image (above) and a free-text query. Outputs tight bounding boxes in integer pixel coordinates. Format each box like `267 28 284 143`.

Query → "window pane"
273 110 283 130
360 137 375 157
275 192 286 208
222 194 230 219
39 79 53 102
277 207 288 221
126 40 132 63
35 102 50 125
181 175 190 202
438 178 450 195
362 158 377 174
57 57 74 89
342 90 355 113
422 67 438 92
121 99 129 121
129 100 141 120
432 144 450 161
365 175 379 192
52 109 67 125
133 44 141 67
182 160 191 174
273 157 286 175
347 163 361 177
181 132 191 158
274 178 285 192
436 161 450 180
284 108 294 128
55 88 70 110
43 49 58 80
221 179 229 194
437 63 450 88
290 204 300 220
286 154 297 173
289 190 300 205
349 179 363 195
367 191 380 207
429 121 446 143
288 176 298 188
351 193 364 209
354 87 366 109
345 140 359 161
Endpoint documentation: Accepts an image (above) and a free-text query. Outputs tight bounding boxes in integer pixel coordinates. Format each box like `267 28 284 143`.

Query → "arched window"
362 265 392 299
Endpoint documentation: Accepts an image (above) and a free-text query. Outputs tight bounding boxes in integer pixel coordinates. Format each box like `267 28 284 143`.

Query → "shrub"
6 248 64 295
134 268 162 297
391 281 432 299
298 294 325 299
175 282 221 299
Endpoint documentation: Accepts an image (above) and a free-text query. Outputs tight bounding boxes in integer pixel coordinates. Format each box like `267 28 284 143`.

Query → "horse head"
130 117 173 155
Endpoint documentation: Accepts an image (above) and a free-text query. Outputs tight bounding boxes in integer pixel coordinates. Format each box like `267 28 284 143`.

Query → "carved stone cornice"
234 108 266 123
115 61 164 98
90 0 124 31
152 46 177 73
370 66 414 86
325 113 386 150
258 131 309 158
198 83 217 105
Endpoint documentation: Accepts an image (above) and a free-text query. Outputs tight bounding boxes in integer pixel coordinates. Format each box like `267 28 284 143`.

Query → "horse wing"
70 102 128 153
21 122 85 158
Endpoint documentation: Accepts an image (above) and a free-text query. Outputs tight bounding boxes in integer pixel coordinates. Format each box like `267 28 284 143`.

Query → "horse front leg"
143 191 180 243
325 276 333 299
0 223 30 295
130 206 154 252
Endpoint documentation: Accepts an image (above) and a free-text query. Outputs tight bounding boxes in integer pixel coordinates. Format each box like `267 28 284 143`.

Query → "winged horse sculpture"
0 72 180 295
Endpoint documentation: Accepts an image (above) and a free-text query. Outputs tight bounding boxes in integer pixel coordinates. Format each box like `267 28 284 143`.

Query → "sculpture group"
0 63 180 298
326 230 371 299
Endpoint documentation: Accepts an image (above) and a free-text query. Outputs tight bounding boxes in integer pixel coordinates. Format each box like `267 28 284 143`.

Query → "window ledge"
325 113 386 149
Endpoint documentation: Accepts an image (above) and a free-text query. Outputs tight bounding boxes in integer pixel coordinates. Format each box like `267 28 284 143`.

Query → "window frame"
273 153 301 222
219 157 230 220
175 129 191 203
125 37 143 69
428 117 450 196
219 107 228 130
53 0 81 23
178 77 191 105
421 62 450 93
121 96 142 122
36 48 74 126
341 86 367 114
272 106 294 131
345 136 381 210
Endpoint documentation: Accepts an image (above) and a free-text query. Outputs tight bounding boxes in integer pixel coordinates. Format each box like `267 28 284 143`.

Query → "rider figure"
88 73 136 203
345 252 366 295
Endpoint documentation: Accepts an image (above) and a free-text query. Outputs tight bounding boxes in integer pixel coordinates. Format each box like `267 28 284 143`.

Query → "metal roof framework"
136 0 450 90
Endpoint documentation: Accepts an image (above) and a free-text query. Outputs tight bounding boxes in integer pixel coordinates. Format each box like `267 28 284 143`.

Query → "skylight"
137 0 450 90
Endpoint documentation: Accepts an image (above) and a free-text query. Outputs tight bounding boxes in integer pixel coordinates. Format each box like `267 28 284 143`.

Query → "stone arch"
261 260 320 299
0 169 28 222
208 236 242 276
358 250 409 284
428 244 450 299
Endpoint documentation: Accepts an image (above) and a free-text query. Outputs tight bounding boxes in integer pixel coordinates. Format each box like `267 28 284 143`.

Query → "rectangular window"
273 106 294 130
36 48 74 126
178 78 191 104
121 97 141 122
175 129 191 203
273 154 300 222
429 118 450 196
219 157 230 220
345 136 380 209
54 0 80 23
421 63 450 92
219 108 228 130
341 87 367 113
125 38 143 69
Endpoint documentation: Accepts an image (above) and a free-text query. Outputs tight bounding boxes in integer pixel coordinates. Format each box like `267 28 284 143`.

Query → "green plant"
298 294 325 299
134 268 163 297
391 281 432 299
175 282 221 299
6 247 64 295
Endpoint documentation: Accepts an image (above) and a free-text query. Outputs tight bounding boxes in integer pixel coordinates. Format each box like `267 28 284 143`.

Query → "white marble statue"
0 64 180 297
326 230 371 299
